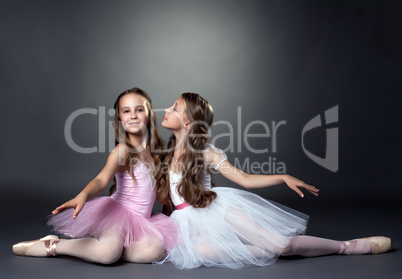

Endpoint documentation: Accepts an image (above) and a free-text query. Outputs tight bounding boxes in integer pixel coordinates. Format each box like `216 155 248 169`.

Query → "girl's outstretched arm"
52 144 126 218
205 148 319 198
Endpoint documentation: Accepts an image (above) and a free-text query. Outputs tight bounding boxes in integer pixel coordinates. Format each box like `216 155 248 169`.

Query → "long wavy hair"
156 92 217 208
109 87 164 195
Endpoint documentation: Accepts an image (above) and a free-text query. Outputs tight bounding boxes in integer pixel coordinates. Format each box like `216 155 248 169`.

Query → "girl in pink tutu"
12 87 176 264
155 92 391 269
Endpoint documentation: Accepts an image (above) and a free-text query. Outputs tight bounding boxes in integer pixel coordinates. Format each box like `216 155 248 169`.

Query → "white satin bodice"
168 144 227 207
169 169 213 206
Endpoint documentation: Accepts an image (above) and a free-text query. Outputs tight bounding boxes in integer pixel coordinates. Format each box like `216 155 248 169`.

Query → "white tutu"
155 144 309 269
158 187 308 269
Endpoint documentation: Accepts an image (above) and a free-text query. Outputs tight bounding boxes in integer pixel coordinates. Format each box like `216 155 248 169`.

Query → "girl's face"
118 93 149 135
162 97 189 130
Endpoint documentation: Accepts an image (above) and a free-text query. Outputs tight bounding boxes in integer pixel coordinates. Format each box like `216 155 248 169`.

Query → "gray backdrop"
2 1 402 278
0 0 401 234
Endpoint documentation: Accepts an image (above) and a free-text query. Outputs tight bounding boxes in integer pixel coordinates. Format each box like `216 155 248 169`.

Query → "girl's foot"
12 235 60 257
339 236 391 255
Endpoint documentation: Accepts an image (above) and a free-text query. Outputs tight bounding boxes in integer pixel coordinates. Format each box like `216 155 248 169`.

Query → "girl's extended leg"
195 238 271 264
281 235 372 257
121 237 165 263
225 208 374 258
25 230 125 264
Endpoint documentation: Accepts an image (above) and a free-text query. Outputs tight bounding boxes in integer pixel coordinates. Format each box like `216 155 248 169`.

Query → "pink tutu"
47 160 177 251
47 197 176 250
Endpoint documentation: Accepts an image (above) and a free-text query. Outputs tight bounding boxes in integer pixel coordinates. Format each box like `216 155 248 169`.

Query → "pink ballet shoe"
12 235 60 257
352 236 392 254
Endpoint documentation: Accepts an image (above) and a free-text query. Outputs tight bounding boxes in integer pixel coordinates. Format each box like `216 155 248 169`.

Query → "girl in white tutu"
155 92 391 269
12 88 176 264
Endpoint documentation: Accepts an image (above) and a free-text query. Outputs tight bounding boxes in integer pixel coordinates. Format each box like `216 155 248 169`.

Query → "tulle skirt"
157 187 308 269
47 196 177 251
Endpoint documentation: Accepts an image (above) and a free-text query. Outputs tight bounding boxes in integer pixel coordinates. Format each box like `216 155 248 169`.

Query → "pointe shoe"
12 235 60 257
352 236 392 254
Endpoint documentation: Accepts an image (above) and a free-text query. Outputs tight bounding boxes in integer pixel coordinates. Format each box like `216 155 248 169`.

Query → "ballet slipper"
351 236 392 254
12 235 60 257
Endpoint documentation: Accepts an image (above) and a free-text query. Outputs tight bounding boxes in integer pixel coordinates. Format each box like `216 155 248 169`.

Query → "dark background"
1 0 401 278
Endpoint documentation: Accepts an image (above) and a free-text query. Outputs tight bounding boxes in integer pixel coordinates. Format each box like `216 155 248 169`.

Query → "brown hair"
109 87 164 195
156 92 217 208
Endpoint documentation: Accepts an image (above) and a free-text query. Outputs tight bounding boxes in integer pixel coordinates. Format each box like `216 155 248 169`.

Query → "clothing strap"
176 202 190 210
215 158 226 170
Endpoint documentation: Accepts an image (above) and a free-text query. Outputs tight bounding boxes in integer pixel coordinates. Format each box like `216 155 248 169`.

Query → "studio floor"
2 197 401 279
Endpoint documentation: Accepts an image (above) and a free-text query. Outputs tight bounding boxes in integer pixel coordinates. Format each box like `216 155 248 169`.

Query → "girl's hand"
283 175 319 198
51 194 87 219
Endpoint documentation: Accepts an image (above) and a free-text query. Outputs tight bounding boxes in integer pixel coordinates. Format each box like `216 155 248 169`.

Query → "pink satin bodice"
111 159 156 218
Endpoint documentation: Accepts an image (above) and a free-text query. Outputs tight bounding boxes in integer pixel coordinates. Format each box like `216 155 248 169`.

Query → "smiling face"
118 93 149 136
162 96 189 131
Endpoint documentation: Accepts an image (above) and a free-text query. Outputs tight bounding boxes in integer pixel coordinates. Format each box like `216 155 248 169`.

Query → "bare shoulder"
113 143 128 154
109 144 127 165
